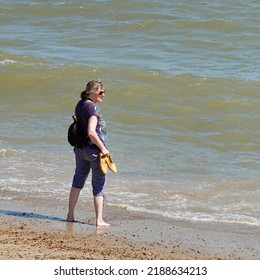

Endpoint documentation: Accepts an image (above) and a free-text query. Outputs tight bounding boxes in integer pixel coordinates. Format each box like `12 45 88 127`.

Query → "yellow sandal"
99 152 108 174
99 153 117 174
105 155 117 173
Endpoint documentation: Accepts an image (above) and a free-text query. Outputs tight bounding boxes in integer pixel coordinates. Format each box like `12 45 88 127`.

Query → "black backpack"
67 110 88 149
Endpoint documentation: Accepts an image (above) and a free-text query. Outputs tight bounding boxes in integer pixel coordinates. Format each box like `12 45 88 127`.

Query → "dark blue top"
75 100 107 148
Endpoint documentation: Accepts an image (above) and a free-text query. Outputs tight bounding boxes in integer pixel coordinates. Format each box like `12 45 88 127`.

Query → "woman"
66 80 110 226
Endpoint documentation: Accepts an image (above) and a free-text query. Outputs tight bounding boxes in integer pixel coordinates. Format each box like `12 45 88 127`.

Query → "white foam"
0 59 16 66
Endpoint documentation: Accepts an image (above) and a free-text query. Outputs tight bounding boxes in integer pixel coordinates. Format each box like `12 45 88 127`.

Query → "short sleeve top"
75 100 107 148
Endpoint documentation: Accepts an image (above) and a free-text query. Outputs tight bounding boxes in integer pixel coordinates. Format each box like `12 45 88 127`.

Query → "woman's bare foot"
96 219 110 227
66 214 76 222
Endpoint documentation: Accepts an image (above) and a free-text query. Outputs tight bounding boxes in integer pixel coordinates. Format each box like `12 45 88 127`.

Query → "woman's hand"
101 147 110 156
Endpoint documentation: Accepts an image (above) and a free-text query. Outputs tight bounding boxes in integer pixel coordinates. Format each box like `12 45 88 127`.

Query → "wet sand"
0 199 259 260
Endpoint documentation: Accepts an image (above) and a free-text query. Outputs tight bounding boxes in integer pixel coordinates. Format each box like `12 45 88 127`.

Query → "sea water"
1 0 259 226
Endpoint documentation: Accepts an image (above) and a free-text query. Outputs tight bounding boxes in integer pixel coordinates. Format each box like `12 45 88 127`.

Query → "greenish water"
1 0 259 226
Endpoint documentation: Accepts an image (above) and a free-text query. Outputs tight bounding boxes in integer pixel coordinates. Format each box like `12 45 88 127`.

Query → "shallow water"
1 0 259 227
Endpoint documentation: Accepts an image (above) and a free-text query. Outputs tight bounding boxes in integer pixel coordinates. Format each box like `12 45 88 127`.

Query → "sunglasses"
98 90 105 96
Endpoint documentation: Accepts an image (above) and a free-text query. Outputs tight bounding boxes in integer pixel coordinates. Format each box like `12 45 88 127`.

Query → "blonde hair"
81 80 103 100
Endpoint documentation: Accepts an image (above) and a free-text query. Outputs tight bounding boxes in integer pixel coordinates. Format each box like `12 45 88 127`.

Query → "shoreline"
0 199 259 260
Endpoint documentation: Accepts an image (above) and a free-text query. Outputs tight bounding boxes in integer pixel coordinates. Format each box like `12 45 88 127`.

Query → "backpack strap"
73 100 92 122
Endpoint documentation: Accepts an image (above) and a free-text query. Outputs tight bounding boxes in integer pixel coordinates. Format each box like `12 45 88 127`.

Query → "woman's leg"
67 148 90 222
66 187 81 222
94 195 110 226
88 148 109 226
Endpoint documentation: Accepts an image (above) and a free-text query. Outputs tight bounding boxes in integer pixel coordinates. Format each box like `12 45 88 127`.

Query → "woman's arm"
87 115 109 155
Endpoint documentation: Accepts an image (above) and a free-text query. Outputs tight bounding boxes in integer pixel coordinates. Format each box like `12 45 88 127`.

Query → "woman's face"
90 85 105 103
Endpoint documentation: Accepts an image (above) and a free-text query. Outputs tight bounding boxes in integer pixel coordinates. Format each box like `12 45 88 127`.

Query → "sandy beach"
0 198 259 260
